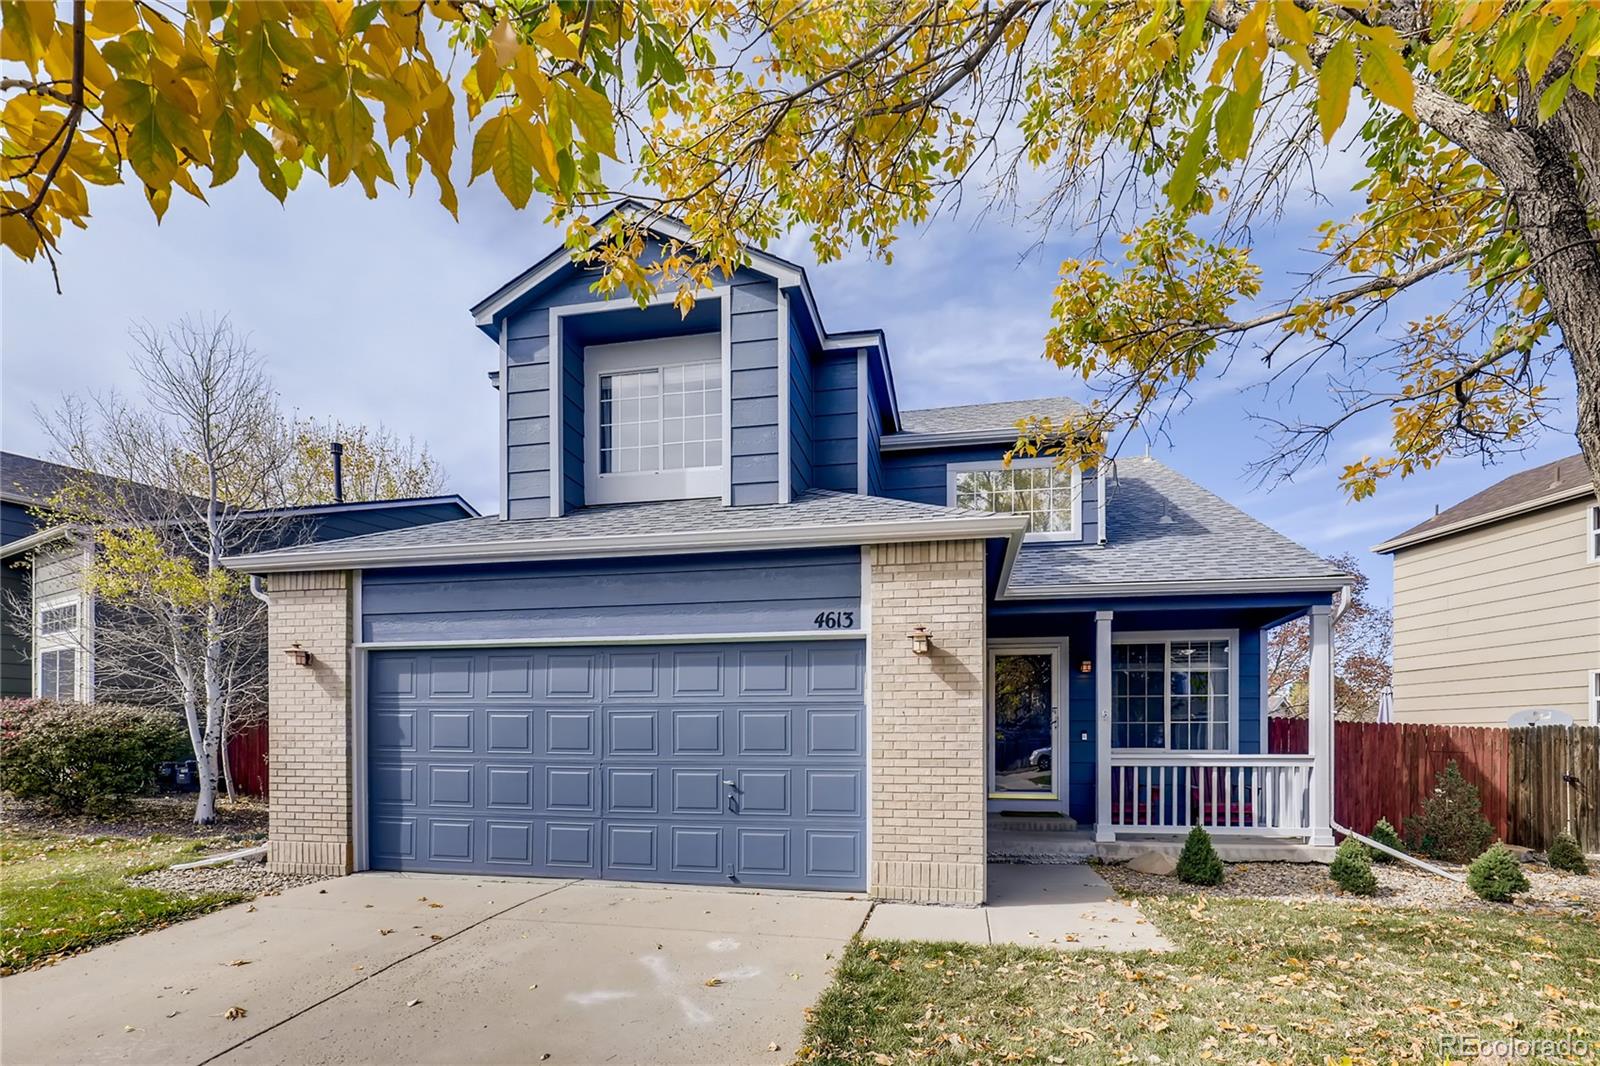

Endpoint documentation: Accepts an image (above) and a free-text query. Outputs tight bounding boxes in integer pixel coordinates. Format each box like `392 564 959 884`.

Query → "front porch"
985 595 1338 853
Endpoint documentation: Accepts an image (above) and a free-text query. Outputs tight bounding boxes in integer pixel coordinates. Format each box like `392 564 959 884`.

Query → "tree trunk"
220 698 237 804
1514 123 1600 489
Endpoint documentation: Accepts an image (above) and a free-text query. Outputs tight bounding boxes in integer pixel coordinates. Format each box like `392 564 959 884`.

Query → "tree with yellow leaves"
4 1 1598 494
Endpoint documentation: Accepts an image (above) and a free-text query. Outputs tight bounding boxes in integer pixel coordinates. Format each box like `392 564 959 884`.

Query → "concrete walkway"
1 872 870 1066
862 864 1172 952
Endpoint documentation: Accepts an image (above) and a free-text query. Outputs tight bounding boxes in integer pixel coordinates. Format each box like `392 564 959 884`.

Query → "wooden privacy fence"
1269 719 1598 851
225 719 269 798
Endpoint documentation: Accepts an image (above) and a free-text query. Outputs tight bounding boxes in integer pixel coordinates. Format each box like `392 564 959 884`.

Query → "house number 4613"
813 610 855 629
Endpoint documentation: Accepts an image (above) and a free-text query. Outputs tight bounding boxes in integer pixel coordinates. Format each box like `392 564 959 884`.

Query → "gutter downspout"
248 574 271 607
1330 819 1465 883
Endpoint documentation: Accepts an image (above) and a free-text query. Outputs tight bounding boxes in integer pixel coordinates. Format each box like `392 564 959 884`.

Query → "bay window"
1111 633 1236 751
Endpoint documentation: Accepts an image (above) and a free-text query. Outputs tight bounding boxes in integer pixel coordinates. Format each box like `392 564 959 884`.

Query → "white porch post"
1094 610 1114 843
1308 604 1336 846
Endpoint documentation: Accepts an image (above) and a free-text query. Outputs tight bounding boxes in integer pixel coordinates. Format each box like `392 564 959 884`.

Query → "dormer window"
585 333 725 504
947 458 1081 539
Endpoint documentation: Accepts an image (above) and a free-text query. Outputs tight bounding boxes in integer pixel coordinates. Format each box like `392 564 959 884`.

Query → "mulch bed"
1098 857 1600 916
1 794 269 841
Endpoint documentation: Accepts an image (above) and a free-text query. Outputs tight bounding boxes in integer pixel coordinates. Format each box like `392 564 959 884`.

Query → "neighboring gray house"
232 208 1351 906
0 451 478 704
1374 453 1600 727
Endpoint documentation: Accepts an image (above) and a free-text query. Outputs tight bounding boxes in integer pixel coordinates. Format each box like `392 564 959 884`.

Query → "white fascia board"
472 207 804 327
0 524 80 559
227 514 1028 573
1371 483 1598 553
996 574 1352 601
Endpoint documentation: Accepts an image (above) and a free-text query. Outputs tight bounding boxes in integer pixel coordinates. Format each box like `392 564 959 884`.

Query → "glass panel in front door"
994 653 1054 793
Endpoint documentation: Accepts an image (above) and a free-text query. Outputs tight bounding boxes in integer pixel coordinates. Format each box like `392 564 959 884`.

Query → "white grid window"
598 360 721 475
1591 671 1599 726
1588 504 1599 563
39 603 76 635
952 465 1079 535
1112 638 1231 751
39 648 76 701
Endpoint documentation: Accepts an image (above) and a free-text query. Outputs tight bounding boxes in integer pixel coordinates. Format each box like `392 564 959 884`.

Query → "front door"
989 644 1062 800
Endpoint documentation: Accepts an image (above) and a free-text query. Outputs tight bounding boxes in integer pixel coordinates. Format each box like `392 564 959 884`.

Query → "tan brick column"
867 540 987 905
265 571 354 876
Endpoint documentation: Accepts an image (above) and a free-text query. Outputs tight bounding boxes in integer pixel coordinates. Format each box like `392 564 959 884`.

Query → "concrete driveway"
1 873 870 1066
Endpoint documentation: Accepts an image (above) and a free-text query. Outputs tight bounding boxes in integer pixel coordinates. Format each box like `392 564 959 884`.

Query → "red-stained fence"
226 719 269 798
1268 719 1511 842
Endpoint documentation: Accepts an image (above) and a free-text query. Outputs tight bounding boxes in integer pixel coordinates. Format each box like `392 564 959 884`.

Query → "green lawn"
0 830 245 974
800 895 1600 1064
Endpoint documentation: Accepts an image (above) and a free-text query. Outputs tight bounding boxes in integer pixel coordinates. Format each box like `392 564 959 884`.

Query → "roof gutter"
997 574 1353 600
226 513 1029 574
1372 483 1597 553
879 429 1021 452
0 523 81 560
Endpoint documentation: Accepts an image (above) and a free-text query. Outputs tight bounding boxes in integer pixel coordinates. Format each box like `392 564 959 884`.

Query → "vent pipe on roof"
330 441 345 504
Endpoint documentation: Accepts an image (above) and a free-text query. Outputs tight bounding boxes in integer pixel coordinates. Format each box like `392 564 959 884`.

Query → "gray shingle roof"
229 489 1019 569
1007 458 1349 594
892 397 1086 439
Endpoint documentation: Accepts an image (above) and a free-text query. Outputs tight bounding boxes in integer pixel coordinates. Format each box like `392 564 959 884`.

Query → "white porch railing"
1105 754 1315 839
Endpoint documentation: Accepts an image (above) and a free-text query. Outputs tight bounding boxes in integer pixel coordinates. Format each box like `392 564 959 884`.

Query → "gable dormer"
471 214 902 519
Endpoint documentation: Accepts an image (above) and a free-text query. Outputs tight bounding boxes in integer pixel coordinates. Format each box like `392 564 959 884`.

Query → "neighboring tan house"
231 207 1352 904
1 451 479 704
1373 453 1600 728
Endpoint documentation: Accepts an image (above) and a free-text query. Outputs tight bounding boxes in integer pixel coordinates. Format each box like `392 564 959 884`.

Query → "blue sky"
0 152 1582 608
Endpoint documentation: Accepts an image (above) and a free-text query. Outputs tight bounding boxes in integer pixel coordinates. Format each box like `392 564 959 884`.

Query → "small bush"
0 699 189 814
1405 761 1495 863
1329 837 1378 896
1175 826 1224 886
1467 843 1530 902
1547 832 1590 875
1368 818 1403 863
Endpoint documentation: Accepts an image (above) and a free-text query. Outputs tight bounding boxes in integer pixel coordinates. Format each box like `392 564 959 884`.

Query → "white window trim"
1591 670 1600 727
986 638 1067 801
34 590 86 702
1587 502 1599 564
582 333 726 505
946 457 1083 542
1109 629 1240 754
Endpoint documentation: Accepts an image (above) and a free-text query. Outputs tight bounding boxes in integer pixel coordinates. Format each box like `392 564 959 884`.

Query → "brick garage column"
867 540 987 905
265 571 354 876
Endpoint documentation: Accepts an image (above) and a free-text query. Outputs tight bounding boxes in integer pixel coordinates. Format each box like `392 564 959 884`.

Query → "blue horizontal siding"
788 314 814 496
811 354 858 491
361 547 862 643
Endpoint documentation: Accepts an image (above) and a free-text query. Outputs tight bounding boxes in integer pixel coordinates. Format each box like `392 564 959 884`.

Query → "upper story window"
585 333 725 505
34 594 82 702
599 361 722 475
1588 502 1599 563
38 603 77 635
947 458 1081 538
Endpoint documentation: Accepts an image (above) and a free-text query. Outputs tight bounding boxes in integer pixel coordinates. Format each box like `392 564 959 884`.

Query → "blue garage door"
367 643 866 890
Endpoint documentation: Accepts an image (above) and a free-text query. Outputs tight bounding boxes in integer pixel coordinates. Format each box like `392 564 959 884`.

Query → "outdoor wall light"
907 625 932 654
1079 660 1093 674
284 643 312 667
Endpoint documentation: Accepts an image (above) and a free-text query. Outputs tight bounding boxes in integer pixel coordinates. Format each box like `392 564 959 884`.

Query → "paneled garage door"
366 643 867 890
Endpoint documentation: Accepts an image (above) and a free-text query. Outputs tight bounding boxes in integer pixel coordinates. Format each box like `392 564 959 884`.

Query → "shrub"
1329 837 1378 896
0 699 189 814
1175 826 1224 886
1467 843 1530 902
1547 832 1590 875
1405 761 1495 863
1368 818 1403 863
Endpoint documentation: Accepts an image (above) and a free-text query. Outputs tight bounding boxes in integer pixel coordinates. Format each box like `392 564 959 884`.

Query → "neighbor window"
1592 671 1600 726
1589 503 1599 563
38 647 76 701
949 462 1081 536
1111 637 1233 751
38 603 77 635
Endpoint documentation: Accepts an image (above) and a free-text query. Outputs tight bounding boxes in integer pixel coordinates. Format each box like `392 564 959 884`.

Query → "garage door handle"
722 780 737 787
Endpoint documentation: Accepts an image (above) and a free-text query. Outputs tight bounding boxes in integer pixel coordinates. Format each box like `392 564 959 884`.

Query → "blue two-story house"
233 209 1348 905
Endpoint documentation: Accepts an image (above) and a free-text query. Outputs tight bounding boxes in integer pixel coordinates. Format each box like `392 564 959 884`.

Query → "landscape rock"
1127 850 1178 876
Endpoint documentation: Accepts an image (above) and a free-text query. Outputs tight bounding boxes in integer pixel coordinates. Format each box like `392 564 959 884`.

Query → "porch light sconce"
1079 660 1093 674
284 643 312 667
907 625 932 655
